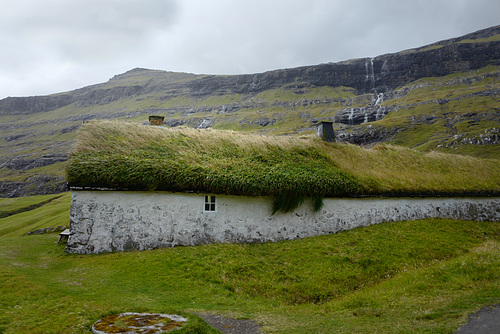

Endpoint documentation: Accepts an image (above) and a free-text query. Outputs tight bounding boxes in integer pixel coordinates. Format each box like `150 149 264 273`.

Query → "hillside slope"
1 214 499 333
1 25 499 197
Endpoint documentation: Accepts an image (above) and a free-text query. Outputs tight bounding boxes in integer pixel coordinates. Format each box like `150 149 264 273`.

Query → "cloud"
0 0 178 96
131 0 500 74
0 0 499 98
2 0 178 62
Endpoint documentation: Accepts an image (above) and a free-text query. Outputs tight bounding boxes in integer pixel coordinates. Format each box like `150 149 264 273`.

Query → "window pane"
204 195 216 211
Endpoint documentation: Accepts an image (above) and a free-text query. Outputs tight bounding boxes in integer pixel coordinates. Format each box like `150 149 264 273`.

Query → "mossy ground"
93 313 187 333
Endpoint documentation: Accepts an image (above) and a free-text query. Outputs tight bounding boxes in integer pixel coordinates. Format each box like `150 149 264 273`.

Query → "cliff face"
185 39 499 97
0 94 75 114
0 25 499 197
2 26 498 114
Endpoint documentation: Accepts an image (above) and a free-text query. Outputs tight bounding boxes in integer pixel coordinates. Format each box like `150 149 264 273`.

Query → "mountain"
1 25 499 197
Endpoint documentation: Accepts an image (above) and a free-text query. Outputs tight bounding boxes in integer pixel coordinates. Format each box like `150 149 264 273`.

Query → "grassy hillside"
2 64 498 199
373 65 500 158
0 193 70 237
0 193 63 218
1 54 499 198
66 121 500 212
0 195 498 333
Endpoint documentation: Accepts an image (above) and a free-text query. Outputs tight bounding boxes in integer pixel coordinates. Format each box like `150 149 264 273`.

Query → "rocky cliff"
1 25 499 197
2 26 498 114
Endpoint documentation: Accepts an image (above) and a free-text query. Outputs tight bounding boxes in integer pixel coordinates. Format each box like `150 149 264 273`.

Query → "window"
204 195 216 212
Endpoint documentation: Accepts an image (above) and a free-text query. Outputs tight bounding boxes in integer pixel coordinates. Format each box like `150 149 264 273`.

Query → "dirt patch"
198 314 262 334
455 304 500 334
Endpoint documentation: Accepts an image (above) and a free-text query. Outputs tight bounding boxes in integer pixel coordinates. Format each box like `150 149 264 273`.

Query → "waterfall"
375 93 384 105
198 119 212 128
365 58 375 91
348 108 355 125
370 58 375 90
375 106 385 121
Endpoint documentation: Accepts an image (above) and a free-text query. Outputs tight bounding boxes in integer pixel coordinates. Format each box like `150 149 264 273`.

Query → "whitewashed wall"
66 191 500 254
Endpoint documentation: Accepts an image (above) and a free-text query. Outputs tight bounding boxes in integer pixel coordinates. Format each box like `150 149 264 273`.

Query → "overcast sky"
1 0 499 99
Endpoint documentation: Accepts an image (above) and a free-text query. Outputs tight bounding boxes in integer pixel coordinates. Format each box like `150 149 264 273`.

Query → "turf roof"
66 121 500 212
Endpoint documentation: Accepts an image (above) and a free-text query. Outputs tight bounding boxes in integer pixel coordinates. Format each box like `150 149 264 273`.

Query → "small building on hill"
64 121 500 254
148 115 165 126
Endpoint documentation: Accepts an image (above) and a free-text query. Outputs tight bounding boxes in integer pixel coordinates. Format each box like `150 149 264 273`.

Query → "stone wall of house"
65 191 500 254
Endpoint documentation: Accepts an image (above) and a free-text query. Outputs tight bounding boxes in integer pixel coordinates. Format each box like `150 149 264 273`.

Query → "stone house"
64 120 499 254
65 189 499 254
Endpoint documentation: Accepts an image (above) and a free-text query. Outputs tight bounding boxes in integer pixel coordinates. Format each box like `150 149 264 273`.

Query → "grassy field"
0 194 499 333
0 193 70 237
0 193 63 218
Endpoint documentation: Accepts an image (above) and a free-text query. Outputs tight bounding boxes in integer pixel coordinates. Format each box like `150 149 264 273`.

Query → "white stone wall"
66 191 500 254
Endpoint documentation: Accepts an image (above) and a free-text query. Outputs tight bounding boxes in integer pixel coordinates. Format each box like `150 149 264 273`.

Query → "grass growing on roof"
66 121 361 212
66 121 500 208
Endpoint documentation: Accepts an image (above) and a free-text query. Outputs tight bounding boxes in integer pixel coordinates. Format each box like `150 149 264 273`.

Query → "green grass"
420 45 445 52
457 34 500 44
0 193 71 237
391 69 498 105
0 193 64 219
0 195 499 333
333 144 499 194
254 86 356 102
369 65 500 157
0 162 67 183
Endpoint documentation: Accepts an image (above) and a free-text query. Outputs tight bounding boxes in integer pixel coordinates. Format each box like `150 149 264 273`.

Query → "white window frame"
204 195 217 212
